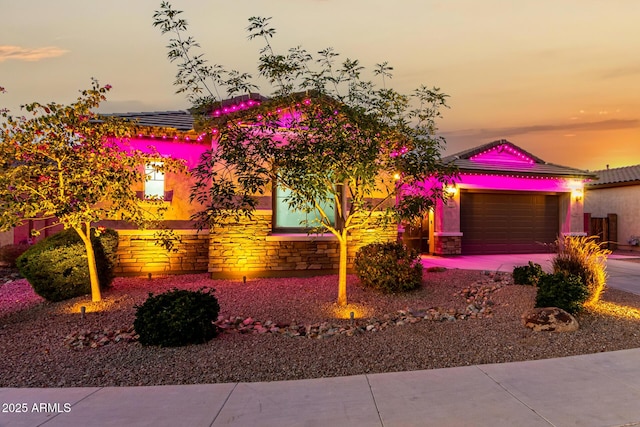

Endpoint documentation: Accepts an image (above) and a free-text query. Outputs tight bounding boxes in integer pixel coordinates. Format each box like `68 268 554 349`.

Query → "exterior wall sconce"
445 185 458 197
572 189 583 201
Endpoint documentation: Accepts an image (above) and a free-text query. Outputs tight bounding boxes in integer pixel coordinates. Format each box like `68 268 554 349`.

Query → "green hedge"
513 261 544 286
354 241 423 293
535 272 589 314
16 228 119 302
134 288 220 347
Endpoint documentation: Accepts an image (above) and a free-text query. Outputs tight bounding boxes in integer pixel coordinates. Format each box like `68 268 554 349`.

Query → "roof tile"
443 139 595 178
103 110 195 131
587 164 640 187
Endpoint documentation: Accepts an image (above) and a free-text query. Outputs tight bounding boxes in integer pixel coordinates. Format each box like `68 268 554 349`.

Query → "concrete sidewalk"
3 253 640 427
3 348 640 426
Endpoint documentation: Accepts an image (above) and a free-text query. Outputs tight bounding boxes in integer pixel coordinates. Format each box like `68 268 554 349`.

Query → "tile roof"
103 110 195 131
442 139 596 178
102 94 270 133
587 164 640 187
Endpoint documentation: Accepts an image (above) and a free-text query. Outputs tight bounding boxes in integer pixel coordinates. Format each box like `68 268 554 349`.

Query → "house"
584 164 640 251
98 95 396 278
420 140 595 255
6 93 598 273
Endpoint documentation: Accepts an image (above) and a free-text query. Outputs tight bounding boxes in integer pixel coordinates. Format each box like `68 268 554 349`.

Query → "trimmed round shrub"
134 287 220 347
16 228 119 302
535 272 589 314
354 241 423 293
0 243 31 268
513 261 544 286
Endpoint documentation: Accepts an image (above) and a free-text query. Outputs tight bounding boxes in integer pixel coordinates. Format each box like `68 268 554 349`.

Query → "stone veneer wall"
208 211 397 278
433 235 462 255
115 230 209 275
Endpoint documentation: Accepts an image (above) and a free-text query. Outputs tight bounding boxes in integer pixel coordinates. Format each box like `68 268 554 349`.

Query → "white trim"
433 232 463 237
266 233 338 242
562 232 588 237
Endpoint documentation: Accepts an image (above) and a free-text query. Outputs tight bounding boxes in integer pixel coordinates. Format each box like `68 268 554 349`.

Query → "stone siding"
208 212 397 279
433 235 462 255
115 230 209 275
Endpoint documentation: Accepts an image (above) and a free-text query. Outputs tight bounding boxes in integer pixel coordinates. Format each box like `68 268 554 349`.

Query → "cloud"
600 64 640 79
0 45 69 62
443 119 640 140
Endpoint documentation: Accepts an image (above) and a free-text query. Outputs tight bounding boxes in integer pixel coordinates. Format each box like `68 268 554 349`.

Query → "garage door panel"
460 192 559 254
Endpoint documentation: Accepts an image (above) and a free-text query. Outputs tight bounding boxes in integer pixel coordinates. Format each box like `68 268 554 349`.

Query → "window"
144 162 164 199
274 186 336 231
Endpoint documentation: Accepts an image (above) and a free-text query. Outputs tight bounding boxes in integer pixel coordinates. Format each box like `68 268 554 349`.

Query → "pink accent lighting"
470 143 535 165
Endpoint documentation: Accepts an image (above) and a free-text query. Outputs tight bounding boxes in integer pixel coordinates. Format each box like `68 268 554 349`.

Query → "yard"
2 267 640 387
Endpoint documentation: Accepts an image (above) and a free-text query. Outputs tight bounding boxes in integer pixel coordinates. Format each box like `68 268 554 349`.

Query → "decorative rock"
64 326 138 350
466 304 480 313
522 307 580 332
64 274 517 348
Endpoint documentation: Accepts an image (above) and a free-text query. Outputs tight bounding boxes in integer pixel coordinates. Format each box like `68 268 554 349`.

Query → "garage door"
460 192 559 254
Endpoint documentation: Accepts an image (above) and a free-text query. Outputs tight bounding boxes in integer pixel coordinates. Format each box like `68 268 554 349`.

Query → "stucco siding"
0 230 13 247
585 185 640 247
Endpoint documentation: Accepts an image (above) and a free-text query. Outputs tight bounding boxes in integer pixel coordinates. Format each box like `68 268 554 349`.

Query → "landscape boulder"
522 307 579 332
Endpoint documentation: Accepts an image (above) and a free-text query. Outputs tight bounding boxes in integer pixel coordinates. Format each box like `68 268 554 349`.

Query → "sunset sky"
2 0 639 171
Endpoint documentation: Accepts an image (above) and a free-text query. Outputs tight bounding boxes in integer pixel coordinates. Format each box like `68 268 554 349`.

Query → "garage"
460 191 559 254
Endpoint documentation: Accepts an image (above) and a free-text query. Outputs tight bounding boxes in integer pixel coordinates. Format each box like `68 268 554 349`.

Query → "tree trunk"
75 224 101 302
337 230 348 306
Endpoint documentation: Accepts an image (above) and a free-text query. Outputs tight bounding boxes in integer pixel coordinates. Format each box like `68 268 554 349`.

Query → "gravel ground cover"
1 267 640 387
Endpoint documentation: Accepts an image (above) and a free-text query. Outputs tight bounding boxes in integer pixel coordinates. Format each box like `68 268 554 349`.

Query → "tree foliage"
154 3 456 305
0 80 185 301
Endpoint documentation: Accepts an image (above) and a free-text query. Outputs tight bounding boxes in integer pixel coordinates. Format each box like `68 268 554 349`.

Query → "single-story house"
102 95 396 279
584 164 640 251
421 140 595 255
7 94 599 274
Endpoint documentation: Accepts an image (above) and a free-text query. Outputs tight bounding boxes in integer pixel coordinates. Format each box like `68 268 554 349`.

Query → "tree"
154 3 456 306
0 80 184 302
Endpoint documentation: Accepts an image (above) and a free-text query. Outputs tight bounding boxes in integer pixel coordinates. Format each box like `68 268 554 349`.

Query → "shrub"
93 228 119 286
535 272 589 314
16 228 119 302
552 235 611 305
354 241 423 293
0 243 31 268
513 261 544 286
134 287 220 347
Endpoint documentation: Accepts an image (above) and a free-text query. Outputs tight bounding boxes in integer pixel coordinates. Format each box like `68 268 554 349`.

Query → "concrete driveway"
421 252 640 296
605 256 640 295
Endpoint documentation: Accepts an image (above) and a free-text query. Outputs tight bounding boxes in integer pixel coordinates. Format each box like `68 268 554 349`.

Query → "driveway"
421 252 640 296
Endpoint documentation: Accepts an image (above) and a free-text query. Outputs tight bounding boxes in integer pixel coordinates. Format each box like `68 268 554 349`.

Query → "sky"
2 0 639 171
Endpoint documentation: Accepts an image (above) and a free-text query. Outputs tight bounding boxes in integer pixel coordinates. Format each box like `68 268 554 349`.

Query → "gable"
469 142 535 166
443 139 595 179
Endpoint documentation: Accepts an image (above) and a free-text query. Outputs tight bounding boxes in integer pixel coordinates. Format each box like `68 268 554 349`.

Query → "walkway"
3 348 640 426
